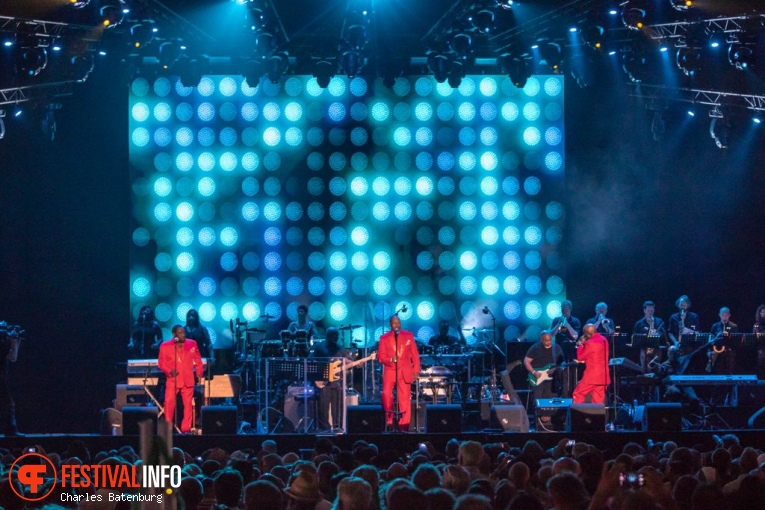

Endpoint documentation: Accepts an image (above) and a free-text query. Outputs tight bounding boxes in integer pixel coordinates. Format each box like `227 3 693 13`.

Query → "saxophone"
706 323 727 373
646 317 656 357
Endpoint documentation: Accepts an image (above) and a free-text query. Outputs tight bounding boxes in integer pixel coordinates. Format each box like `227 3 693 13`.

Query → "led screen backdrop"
129 74 565 348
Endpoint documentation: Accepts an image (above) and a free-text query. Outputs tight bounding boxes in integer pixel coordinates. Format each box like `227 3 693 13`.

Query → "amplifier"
535 398 572 413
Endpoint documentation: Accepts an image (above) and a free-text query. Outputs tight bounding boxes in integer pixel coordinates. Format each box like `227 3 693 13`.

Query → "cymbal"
339 324 362 331
259 314 275 320
246 328 266 333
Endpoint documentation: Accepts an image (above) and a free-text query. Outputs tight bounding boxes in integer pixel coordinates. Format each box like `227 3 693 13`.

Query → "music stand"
632 334 661 351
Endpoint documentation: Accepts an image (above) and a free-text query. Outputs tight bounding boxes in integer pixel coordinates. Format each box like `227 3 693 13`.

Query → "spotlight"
501 54 531 88
659 43 669 52
753 117 761 124
539 41 562 72
676 47 702 76
687 109 695 117
470 8 496 33
728 44 754 70
449 32 472 58
708 32 724 48
0 110 5 141
68 0 90 8
3 40 12 47
100 2 125 28
16 46 48 77
621 47 650 83
448 60 465 88
313 59 335 88
129 23 155 48
255 32 276 57
177 56 208 88
498 0 513 9
427 51 454 83
266 51 289 83
13 107 22 118
622 4 646 30
344 23 367 51
70 52 95 82
242 58 264 88
158 41 181 69
580 24 604 50
709 108 730 149
669 0 693 11
338 50 363 78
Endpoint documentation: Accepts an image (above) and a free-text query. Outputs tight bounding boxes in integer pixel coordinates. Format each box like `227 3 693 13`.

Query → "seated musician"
632 301 667 373
524 330 564 424
667 295 700 363
428 320 464 352
288 304 320 340
707 307 738 374
312 327 351 432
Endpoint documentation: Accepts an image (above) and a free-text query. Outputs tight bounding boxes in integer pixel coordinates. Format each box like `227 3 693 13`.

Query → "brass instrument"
706 324 728 373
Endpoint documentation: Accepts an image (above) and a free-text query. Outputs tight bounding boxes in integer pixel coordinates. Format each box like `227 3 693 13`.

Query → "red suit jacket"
158 339 204 388
378 329 421 384
576 333 611 385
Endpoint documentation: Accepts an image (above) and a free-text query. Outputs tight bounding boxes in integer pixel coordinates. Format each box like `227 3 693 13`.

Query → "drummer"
428 320 465 353
288 305 320 340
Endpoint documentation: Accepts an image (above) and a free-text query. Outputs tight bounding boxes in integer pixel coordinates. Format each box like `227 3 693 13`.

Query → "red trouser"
382 372 411 430
572 383 606 404
164 384 194 432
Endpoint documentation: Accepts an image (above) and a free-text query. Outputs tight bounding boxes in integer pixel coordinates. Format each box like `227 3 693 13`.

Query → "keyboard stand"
140 370 182 434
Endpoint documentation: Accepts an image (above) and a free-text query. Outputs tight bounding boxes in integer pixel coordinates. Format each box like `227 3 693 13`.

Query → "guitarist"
312 327 351 431
524 330 565 405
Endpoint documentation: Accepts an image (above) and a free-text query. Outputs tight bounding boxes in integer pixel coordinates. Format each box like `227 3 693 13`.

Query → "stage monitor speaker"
122 407 158 435
99 408 122 436
643 402 682 432
347 405 384 434
426 404 462 433
115 384 146 411
201 405 238 435
490 405 529 432
566 403 605 432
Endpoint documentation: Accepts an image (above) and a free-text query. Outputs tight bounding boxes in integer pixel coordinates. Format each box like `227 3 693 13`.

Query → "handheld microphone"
402 305 408 313
394 328 400 335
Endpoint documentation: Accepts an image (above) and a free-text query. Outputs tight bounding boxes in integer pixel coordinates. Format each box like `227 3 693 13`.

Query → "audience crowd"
1 433 765 510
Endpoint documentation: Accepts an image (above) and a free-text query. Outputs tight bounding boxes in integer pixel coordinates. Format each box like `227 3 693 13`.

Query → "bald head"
582 324 596 339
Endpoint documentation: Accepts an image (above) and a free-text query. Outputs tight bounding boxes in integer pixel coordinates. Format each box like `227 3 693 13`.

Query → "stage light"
0 111 5 141
676 47 702 76
500 53 531 89
580 24 604 50
255 32 276 56
242 59 264 88
69 0 90 8
728 44 754 70
267 52 289 83
669 0 692 11
16 46 47 76
13 107 22 117
129 23 155 48
177 56 208 88
621 47 650 83
158 41 181 69
608 50 616 56
470 8 496 33
539 41 562 72
100 3 125 28
448 60 465 88
312 60 335 88
51 41 62 52
659 44 669 52
687 109 695 116
622 3 646 30
3 40 12 47
708 32 724 48
753 117 761 124
339 50 363 78
608 9 618 15
427 52 453 83
69 52 94 81
709 108 730 149
450 32 472 58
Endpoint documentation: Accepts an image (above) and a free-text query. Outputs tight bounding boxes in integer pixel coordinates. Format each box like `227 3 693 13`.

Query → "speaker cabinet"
643 402 682 432
426 404 462 433
283 395 317 430
115 384 147 411
566 403 605 432
409 401 427 432
347 405 384 433
490 405 529 432
122 407 158 435
201 405 238 435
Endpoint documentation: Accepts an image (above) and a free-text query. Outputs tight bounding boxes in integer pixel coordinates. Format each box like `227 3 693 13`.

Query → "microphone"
394 328 400 336
482 306 489 314
402 305 408 313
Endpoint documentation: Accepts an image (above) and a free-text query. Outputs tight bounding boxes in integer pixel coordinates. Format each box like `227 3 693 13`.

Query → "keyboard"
665 374 758 385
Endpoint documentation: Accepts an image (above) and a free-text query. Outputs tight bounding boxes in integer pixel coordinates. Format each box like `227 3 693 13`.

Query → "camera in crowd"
619 472 644 489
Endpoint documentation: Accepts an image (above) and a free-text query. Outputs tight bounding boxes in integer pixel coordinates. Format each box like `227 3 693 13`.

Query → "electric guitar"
528 363 566 387
315 353 377 388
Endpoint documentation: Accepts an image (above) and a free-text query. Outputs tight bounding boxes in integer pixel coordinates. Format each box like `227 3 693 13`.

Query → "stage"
4 429 765 461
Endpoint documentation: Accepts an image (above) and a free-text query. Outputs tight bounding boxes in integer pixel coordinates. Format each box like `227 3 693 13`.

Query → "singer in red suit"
572 324 611 404
158 325 204 433
378 315 420 431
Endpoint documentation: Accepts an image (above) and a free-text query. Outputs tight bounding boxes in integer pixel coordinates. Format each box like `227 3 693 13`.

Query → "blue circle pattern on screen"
131 74 565 341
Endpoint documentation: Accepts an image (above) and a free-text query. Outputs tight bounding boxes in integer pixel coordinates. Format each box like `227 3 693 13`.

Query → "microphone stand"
390 329 404 432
